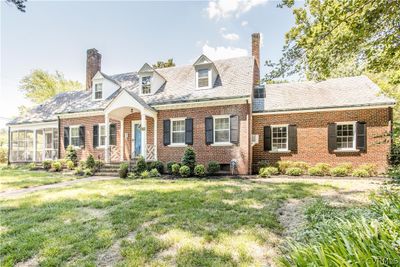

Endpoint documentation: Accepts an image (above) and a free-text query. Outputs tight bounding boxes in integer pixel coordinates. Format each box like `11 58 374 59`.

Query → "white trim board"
153 97 250 110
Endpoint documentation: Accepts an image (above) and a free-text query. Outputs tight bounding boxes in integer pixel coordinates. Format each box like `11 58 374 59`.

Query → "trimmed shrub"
94 160 104 171
277 160 292 174
141 170 150 178
207 161 220 175
167 161 177 174
86 154 96 170
84 168 93 176
79 160 87 169
66 160 75 170
119 163 129 178
149 168 160 177
330 166 350 177
291 161 310 171
194 164 206 177
65 145 78 164
308 166 324 176
358 164 377 176
179 165 191 177
286 167 304 176
259 167 279 177
74 167 84 176
59 159 67 167
149 160 164 174
43 160 52 171
28 162 36 170
257 160 270 172
314 163 331 175
337 162 353 173
135 156 147 174
388 166 400 180
127 172 138 179
51 161 62 172
182 147 196 173
171 163 181 175
352 168 370 177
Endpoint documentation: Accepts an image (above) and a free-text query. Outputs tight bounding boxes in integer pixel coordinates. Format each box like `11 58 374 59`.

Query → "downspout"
58 116 61 160
7 126 10 166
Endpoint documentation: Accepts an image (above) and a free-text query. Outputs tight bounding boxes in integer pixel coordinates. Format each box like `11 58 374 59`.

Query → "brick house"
7 33 396 174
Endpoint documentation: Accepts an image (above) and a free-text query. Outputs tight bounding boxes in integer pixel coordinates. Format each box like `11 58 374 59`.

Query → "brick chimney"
86 48 101 90
251 33 260 85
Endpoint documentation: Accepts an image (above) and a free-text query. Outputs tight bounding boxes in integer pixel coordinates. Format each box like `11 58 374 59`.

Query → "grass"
0 168 78 192
0 177 325 266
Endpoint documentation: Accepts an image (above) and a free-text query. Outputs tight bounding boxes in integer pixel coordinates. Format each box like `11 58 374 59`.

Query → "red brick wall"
252 108 392 173
157 104 251 174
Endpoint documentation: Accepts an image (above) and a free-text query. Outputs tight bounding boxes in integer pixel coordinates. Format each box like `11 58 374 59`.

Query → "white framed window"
171 119 185 145
214 115 230 143
99 124 106 147
196 68 211 89
252 134 259 146
141 76 151 94
336 122 356 150
94 83 103 100
271 125 288 151
70 126 80 148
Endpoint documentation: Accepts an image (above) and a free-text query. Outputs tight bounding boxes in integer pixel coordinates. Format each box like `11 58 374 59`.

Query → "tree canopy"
153 59 175 69
19 69 83 104
6 0 26 12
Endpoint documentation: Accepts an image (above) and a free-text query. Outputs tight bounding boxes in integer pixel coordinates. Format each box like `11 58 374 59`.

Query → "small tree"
135 156 147 174
182 147 196 174
86 154 95 170
65 145 78 165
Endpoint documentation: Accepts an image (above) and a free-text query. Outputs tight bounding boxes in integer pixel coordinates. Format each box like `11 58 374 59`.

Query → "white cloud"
241 20 248 26
219 27 240 41
207 0 268 20
202 43 248 60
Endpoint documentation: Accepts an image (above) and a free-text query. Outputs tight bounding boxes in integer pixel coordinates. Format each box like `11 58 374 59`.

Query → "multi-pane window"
197 69 210 88
337 123 355 150
254 87 265 98
214 117 230 143
99 124 106 147
10 130 33 161
171 119 185 144
272 126 288 151
94 83 102 99
142 76 151 94
70 126 80 147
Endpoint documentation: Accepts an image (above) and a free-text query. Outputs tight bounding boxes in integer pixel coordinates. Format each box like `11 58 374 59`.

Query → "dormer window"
94 83 103 100
197 69 211 89
142 76 151 94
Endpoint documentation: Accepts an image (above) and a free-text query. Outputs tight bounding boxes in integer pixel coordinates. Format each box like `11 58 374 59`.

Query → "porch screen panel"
10 130 34 162
36 130 43 161
26 131 34 161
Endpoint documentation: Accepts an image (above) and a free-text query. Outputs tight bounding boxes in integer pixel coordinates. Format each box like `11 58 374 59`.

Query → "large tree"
19 69 82 104
153 58 175 69
6 0 26 12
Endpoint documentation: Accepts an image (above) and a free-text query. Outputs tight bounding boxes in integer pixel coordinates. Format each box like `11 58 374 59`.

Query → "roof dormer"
91 71 120 101
138 63 166 95
193 55 219 90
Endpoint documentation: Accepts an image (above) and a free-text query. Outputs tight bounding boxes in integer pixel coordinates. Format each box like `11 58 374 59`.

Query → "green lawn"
0 177 326 266
0 168 78 192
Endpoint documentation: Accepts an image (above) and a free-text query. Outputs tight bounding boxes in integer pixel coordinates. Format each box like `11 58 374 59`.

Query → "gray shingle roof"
253 76 396 113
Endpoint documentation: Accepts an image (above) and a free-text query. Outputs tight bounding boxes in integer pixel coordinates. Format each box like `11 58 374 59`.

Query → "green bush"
65 145 78 164
0 147 7 163
66 160 75 170
119 163 129 178
149 168 160 177
358 163 378 176
308 166 324 176
74 167 84 176
179 165 191 177
43 160 52 171
135 156 147 174
259 167 279 177
286 167 304 176
388 166 400 181
291 161 310 171
182 147 196 173
207 161 220 175
277 160 292 174
389 141 400 166
28 162 36 170
79 160 86 169
51 161 62 172
85 154 96 170
83 168 93 176
337 162 353 172
194 164 206 177
257 160 270 172
330 166 350 177
148 160 164 174
94 160 104 171
352 168 370 177
59 159 67 167
127 172 138 179
314 163 331 175
140 170 150 178
171 163 181 175
166 161 177 174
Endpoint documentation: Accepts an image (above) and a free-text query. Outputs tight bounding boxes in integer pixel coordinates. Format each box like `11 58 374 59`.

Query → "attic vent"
254 86 265 98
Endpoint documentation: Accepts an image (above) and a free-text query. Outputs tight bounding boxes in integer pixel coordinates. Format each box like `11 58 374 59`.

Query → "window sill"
168 144 187 148
269 150 291 153
333 149 360 153
211 142 233 147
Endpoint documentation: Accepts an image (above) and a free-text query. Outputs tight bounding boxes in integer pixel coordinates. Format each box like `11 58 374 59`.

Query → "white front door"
131 121 142 158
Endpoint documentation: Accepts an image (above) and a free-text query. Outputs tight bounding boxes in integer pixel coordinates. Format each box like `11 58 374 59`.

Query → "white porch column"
120 119 124 161
33 129 37 162
141 112 147 160
154 114 157 160
105 113 110 163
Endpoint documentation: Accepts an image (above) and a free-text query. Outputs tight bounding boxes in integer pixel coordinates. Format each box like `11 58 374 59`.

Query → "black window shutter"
328 123 337 152
264 126 271 151
205 117 214 145
230 115 239 144
79 126 85 148
185 118 193 145
163 119 171 146
64 127 69 149
356 122 367 152
93 125 99 148
110 124 117 145
288 125 297 151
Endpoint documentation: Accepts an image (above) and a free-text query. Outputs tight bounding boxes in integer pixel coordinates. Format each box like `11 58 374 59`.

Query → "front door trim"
131 120 141 158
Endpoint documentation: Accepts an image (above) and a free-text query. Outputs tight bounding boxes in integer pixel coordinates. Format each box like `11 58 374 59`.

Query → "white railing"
146 144 156 161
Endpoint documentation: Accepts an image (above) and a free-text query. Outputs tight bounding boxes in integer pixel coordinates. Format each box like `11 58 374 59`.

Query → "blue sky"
0 0 296 127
